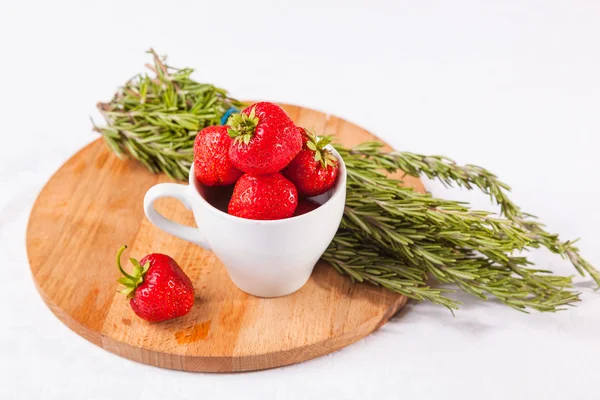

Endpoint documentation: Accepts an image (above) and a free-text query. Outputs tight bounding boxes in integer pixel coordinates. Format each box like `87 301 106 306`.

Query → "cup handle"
143 183 210 250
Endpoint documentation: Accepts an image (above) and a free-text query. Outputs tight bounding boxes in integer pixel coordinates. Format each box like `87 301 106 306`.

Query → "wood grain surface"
26 104 425 372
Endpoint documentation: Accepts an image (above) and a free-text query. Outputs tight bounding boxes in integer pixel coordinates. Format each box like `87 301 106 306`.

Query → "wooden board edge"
97 296 408 373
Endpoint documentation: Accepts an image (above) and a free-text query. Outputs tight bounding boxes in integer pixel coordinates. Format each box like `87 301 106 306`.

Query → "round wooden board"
26 104 425 372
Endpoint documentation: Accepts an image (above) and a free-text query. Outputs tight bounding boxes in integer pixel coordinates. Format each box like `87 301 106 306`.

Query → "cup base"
227 271 313 298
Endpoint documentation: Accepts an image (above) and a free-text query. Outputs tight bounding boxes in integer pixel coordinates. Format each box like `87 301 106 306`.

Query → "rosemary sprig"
93 49 242 180
345 142 600 287
323 232 461 310
94 50 598 312
335 148 585 312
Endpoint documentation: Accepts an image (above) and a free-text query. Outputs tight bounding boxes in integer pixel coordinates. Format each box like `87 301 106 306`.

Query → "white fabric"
1 1 599 399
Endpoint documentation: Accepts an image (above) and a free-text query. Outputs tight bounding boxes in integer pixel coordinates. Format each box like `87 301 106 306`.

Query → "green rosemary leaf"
93 48 241 180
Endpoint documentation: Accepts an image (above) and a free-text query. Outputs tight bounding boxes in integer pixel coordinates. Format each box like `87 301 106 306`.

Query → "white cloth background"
1 1 599 399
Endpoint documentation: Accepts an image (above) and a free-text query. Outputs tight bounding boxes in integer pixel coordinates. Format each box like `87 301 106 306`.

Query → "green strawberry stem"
227 106 259 145
116 245 134 279
303 129 337 168
116 245 150 298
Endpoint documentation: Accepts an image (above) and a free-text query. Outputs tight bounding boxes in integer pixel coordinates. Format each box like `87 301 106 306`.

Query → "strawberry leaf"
131 258 144 276
118 277 135 286
120 287 135 297
226 108 259 142
317 136 332 149
297 128 337 169
227 128 238 139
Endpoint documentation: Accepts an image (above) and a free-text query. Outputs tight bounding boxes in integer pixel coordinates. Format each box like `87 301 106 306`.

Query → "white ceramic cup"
143 147 347 298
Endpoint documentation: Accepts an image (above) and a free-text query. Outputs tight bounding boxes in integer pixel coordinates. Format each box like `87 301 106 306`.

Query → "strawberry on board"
116 246 195 322
228 173 299 220
227 102 302 174
282 130 339 197
194 125 243 186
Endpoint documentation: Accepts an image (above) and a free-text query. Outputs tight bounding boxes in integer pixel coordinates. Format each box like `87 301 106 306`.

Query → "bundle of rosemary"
95 49 242 181
94 50 598 312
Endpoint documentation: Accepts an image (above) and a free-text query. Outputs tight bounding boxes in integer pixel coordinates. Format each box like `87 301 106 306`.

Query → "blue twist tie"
220 107 239 125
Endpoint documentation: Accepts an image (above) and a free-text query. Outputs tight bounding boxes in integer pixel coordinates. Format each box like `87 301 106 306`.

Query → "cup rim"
188 145 347 225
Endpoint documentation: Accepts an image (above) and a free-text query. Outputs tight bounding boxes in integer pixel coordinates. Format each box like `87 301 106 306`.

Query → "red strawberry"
116 245 194 322
294 199 320 216
227 102 302 174
228 173 298 220
194 125 243 186
282 130 339 197
298 126 309 143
